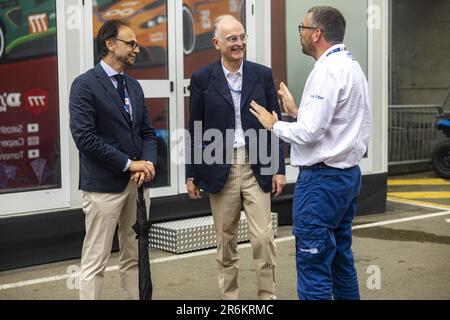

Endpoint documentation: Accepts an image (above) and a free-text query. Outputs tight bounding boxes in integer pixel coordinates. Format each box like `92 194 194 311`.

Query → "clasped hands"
129 160 156 187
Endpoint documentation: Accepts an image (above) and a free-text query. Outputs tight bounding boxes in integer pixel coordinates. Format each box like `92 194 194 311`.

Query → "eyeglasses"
216 34 249 44
298 25 322 33
115 38 139 49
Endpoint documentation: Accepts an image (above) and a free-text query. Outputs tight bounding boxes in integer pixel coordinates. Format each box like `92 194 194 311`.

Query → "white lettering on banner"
0 138 25 148
7 93 21 107
27 95 46 107
0 151 24 161
0 93 21 111
0 94 5 109
27 124 39 133
24 89 49 114
28 14 48 34
0 125 23 134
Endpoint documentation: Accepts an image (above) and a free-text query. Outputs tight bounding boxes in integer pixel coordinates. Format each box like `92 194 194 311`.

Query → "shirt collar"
315 43 346 65
221 59 243 78
100 60 124 78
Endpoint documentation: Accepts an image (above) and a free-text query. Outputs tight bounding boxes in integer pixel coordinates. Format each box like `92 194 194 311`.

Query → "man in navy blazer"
186 15 286 300
69 20 157 300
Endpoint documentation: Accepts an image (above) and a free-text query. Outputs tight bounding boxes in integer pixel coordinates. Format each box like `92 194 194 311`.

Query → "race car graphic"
0 0 56 62
93 0 245 66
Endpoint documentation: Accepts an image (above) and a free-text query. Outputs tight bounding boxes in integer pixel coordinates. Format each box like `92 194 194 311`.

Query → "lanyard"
326 46 346 57
227 81 242 95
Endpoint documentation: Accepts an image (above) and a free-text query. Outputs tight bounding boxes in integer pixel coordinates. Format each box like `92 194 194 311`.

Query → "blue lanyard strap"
326 47 346 57
227 81 242 95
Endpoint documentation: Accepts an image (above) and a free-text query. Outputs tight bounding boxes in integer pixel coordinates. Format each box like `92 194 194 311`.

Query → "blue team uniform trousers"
293 164 361 300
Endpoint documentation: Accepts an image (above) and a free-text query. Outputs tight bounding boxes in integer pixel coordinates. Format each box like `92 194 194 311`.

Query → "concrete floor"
1 172 450 300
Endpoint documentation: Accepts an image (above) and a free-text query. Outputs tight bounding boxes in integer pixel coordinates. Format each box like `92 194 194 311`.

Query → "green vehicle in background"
0 0 56 62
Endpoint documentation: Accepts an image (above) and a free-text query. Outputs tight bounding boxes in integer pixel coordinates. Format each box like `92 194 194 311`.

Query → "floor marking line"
352 210 450 230
387 196 450 210
388 178 450 186
2 205 449 291
0 275 71 290
388 191 450 199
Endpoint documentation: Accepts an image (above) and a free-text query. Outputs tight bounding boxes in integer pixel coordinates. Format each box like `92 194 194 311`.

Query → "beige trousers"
79 180 150 300
209 147 277 300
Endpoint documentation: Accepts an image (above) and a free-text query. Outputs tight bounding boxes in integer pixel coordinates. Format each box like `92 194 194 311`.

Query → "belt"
299 162 331 171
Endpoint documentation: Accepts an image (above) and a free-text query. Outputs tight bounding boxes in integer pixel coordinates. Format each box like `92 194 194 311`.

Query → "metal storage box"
149 212 278 254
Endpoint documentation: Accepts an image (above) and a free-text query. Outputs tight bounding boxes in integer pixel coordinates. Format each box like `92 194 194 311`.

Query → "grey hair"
307 6 346 44
213 15 242 37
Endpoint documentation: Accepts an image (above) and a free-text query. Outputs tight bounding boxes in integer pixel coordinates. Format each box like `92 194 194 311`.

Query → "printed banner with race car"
0 0 60 194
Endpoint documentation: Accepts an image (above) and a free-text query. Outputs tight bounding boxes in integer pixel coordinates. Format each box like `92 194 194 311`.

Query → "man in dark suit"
69 20 157 300
186 15 286 300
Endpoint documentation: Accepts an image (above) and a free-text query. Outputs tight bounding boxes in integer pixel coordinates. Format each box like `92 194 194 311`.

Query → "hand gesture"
278 82 298 118
249 100 279 130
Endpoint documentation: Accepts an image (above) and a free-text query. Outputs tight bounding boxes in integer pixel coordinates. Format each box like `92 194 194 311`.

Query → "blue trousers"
293 165 361 300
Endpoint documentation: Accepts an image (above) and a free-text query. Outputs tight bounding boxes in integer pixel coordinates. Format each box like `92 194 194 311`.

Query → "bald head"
213 15 243 37
211 14 246 67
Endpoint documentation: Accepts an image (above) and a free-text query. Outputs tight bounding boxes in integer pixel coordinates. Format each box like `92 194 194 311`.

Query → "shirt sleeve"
123 159 131 172
273 65 343 146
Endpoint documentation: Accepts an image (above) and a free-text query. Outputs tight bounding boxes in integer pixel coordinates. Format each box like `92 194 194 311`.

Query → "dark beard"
120 55 135 67
301 42 312 57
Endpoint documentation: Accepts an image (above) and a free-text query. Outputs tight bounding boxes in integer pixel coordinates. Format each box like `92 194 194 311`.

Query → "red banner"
0 56 60 193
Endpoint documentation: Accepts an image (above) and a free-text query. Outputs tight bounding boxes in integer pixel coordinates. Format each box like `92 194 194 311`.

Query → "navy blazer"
187 60 285 194
69 63 157 193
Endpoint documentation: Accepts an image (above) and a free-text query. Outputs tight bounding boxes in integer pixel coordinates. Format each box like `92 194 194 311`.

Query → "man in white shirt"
250 6 371 300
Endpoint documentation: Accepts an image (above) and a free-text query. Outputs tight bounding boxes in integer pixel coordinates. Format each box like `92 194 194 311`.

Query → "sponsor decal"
28 13 49 34
300 248 319 254
24 88 49 115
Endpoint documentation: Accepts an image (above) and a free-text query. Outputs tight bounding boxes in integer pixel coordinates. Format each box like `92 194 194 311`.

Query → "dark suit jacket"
69 63 157 193
187 60 285 194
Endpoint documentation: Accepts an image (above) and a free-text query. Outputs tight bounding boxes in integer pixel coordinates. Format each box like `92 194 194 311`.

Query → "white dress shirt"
100 60 133 118
272 44 371 169
99 60 151 172
222 60 246 149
